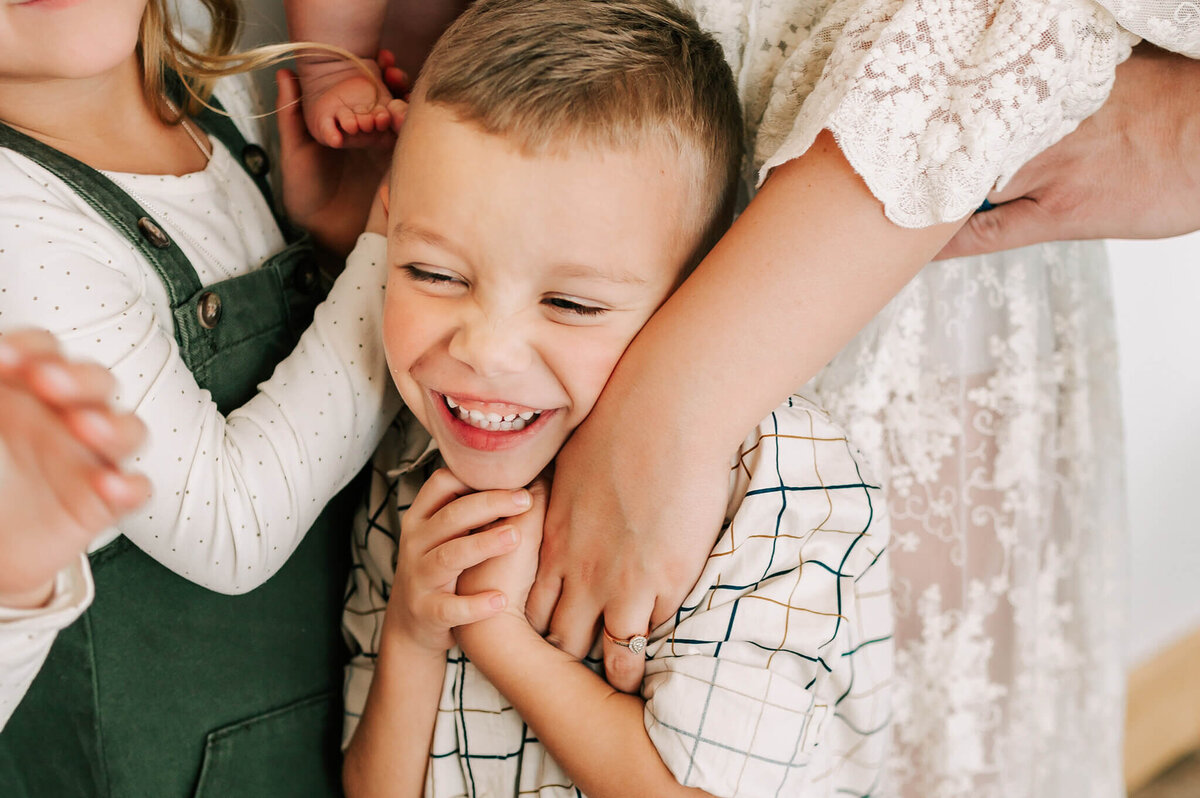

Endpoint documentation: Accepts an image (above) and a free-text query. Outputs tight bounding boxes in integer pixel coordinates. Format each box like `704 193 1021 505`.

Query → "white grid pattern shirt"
343 395 893 797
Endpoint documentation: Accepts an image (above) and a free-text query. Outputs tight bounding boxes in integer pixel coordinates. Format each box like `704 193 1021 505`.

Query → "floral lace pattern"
1099 0 1200 55
681 0 1136 227
811 243 1127 797
675 1 1132 794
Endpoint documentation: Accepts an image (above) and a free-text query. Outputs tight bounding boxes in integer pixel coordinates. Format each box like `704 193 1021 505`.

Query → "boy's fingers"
430 488 532 541
430 591 507 628
427 526 519 581
408 468 474 521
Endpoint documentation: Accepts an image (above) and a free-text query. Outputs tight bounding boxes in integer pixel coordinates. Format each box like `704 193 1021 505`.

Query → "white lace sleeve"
681 0 1138 227
1097 0 1200 54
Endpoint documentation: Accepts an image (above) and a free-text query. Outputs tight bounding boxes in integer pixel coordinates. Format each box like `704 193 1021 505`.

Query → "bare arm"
529 131 964 677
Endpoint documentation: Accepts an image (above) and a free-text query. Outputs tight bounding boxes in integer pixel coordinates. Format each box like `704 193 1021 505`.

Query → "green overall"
0 92 352 798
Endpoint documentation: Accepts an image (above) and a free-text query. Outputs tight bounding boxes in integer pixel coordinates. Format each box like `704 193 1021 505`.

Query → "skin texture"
527 130 964 691
940 44 1200 258
0 331 149 609
342 97 716 797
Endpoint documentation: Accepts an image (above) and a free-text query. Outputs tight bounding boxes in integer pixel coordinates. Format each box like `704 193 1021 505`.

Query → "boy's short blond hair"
417 0 744 266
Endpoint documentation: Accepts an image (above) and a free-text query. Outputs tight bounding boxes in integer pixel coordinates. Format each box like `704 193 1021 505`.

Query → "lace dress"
674 1 1141 795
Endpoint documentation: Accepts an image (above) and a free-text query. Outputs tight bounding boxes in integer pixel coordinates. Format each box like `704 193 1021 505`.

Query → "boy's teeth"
447 397 540 431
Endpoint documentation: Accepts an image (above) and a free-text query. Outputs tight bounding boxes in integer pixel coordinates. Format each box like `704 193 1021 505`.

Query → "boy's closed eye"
400 264 612 321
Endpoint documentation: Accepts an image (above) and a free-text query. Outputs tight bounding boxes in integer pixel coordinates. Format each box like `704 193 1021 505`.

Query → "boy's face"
383 100 701 490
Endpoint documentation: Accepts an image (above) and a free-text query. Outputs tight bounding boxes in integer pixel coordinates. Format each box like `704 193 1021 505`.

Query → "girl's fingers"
24 359 116 407
424 526 519 583
426 591 507 629
92 468 152 514
0 329 61 373
63 406 147 464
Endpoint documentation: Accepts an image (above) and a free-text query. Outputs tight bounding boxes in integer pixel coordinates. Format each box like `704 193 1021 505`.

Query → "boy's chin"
443 453 546 492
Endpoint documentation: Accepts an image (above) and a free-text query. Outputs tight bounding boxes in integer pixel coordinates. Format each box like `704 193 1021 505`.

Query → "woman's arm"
529 132 962 675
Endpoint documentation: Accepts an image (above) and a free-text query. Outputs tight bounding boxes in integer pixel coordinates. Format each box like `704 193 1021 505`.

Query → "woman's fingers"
601 597 655 693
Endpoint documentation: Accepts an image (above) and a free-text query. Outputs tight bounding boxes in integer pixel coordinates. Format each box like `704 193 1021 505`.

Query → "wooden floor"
1131 752 1200 798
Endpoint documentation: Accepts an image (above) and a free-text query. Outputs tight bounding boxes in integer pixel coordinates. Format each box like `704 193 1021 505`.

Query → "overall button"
294 262 319 293
242 144 270 177
137 217 171 249
197 291 223 329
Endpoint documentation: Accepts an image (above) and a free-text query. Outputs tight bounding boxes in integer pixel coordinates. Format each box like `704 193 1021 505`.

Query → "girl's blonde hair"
139 0 371 122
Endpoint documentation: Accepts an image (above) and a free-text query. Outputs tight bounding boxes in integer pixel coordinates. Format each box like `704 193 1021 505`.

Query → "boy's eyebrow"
550 262 648 286
393 223 647 285
391 223 464 258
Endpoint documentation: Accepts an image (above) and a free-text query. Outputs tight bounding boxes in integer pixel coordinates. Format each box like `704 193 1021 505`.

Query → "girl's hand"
0 330 149 608
457 474 549 625
276 68 398 258
388 468 530 652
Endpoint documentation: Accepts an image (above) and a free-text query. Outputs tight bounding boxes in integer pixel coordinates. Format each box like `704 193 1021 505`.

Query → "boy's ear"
366 178 390 236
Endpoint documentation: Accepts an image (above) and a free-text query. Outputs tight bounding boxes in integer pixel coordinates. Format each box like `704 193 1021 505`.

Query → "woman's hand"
0 330 149 608
387 468 529 652
939 44 1200 258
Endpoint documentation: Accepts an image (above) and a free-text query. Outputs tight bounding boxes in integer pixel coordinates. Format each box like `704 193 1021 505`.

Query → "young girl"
0 1 397 795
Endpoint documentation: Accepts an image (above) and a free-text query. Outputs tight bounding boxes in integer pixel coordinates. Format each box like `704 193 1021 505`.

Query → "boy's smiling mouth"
432 391 556 451
443 394 542 431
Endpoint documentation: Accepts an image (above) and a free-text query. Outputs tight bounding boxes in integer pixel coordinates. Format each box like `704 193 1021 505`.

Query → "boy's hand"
457 474 548 625
0 330 149 609
276 68 399 258
388 468 530 652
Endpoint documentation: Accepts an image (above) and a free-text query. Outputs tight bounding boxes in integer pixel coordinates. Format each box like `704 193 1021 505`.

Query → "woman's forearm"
593 131 963 459
343 631 444 798
456 615 710 798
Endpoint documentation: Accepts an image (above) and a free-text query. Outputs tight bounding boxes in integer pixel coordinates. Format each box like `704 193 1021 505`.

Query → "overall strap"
0 121 203 308
171 75 295 238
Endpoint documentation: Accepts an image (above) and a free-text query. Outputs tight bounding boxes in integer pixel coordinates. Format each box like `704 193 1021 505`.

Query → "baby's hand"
387 469 530 652
297 55 398 149
0 330 149 609
457 474 548 625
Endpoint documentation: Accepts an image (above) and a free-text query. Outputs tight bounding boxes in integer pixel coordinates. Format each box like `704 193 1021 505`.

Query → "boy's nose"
447 311 533 377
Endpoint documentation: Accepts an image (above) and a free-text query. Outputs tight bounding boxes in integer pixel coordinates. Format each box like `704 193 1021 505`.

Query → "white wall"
1110 236 1200 666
